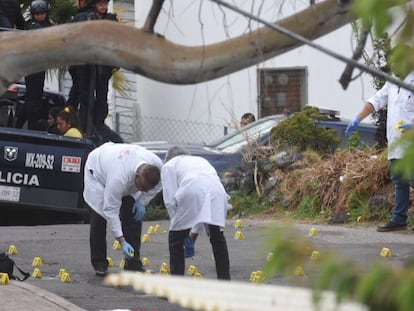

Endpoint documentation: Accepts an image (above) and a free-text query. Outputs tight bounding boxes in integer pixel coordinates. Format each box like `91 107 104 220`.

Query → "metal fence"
112 112 228 143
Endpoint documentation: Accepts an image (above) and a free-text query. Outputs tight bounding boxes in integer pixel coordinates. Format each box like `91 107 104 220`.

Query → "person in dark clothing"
47 106 61 134
66 0 93 109
72 0 118 143
24 0 53 131
0 0 24 30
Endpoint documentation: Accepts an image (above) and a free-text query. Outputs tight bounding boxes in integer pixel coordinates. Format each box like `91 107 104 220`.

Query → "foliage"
280 148 390 220
263 225 414 311
228 191 269 218
270 107 340 154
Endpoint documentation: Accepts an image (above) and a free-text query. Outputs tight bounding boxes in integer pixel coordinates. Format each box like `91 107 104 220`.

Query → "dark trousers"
24 71 45 130
89 196 143 271
77 64 110 135
169 225 230 280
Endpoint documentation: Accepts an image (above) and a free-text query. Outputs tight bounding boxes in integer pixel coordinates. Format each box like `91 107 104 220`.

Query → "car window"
209 118 283 153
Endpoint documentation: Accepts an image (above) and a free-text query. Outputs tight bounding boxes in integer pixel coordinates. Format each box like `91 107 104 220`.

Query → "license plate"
0 185 20 202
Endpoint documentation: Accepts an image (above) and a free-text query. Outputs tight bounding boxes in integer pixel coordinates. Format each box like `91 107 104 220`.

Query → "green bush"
271 107 340 153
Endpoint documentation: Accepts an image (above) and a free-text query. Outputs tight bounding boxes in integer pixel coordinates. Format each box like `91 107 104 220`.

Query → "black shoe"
377 221 407 232
95 266 108 277
124 258 146 272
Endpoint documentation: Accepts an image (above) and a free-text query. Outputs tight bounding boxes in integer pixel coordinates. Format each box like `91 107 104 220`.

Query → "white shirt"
83 142 162 238
368 71 414 159
161 155 232 232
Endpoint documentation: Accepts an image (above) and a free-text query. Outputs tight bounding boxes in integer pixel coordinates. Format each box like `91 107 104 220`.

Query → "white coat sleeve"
103 177 125 238
368 82 390 111
161 163 178 211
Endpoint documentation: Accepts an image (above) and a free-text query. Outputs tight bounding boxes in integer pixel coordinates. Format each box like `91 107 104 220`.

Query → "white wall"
134 0 376 125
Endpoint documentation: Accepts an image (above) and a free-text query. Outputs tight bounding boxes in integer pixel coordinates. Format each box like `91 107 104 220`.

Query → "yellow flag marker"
112 240 121 250
32 268 42 278
60 272 72 283
234 231 245 240
147 226 156 235
308 227 319 236
141 234 151 243
154 224 163 233
294 266 305 276
266 252 274 262
119 259 125 269
142 257 151 267
187 265 198 275
380 247 392 257
311 251 320 261
160 262 170 275
107 257 114 267
0 273 10 285
234 219 244 228
8 245 18 255
59 268 68 278
32 257 43 266
193 272 203 279
250 270 265 283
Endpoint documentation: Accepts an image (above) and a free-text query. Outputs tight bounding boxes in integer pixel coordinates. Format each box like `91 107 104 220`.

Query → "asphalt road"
1 219 414 311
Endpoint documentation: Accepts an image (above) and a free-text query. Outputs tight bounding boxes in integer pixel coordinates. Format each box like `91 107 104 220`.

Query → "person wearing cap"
161 146 232 280
24 0 53 130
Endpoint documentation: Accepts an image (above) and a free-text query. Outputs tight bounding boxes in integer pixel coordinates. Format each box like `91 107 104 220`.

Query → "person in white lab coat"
161 146 232 280
346 66 414 232
83 142 162 276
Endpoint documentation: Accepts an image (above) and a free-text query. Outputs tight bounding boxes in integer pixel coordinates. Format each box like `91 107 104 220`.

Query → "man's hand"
121 241 135 259
399 122 413 132
132 201 146 221
345 116 361 136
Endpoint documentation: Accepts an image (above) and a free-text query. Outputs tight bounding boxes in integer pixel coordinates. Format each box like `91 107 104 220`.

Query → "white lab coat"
83 142 162 238
161 155 232 232
368 71 414 159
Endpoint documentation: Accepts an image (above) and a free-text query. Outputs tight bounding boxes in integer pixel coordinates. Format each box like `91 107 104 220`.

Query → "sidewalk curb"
1 281 86 311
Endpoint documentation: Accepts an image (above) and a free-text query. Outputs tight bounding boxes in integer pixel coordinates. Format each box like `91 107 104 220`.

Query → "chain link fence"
112 111 228 143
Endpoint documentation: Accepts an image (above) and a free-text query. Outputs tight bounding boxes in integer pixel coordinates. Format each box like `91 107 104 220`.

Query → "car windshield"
209 117 284 153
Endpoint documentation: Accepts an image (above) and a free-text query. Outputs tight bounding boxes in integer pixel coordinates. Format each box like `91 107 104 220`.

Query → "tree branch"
143 0 165 33
0 0 352 94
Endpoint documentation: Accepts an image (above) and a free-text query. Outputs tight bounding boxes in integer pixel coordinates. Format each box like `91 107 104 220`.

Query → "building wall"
133 0 375 132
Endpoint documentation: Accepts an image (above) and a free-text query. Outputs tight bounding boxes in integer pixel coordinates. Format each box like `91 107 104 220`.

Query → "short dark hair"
140 164 160 188
164 146 191 163
241 113 255 122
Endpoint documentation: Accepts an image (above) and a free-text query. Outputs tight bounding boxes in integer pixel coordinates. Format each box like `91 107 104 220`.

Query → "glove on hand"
121 241 135 259
345 116 361 136
399 123 413 132
132 201 146 221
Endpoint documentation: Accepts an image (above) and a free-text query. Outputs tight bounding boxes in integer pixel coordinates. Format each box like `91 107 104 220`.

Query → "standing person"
345 65 414 232
240 113 255 127
72 0 118 142
24 0 53 131
83 143 162 276
47 106 60 134
56 106 84 138
0 0 24 31
66 0 92 109
161 146 232 280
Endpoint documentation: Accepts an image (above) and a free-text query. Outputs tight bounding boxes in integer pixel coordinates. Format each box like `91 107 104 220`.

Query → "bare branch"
339 28 370 90
143 0 165 33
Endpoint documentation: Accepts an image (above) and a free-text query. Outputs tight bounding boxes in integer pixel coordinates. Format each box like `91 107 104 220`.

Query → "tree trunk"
0 0 353 94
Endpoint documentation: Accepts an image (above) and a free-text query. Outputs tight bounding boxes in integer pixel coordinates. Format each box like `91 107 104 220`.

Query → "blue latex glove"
345 116 361 136
121 241 135 259
184 236 195 258
132 201 145 221
399 123 413 132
